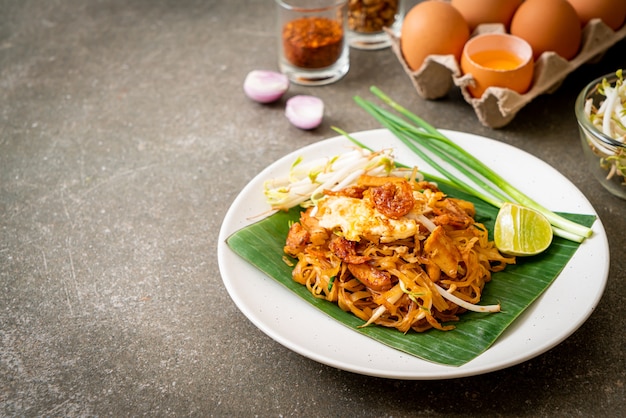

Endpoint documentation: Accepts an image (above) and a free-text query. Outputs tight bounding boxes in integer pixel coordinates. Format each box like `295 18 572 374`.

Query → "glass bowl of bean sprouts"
575 70 626 200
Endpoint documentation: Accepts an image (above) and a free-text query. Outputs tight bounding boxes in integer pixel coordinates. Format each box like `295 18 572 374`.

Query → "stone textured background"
1 1 624 416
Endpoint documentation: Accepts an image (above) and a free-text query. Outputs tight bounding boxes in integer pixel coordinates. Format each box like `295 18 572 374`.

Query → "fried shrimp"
284 174 515 332
359 175 415 219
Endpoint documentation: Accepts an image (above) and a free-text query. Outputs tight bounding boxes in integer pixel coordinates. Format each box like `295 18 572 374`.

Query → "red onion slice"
243 70 290 103
285 95 324 130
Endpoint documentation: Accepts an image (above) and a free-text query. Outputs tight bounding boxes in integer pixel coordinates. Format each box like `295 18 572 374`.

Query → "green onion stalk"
348 86 593 243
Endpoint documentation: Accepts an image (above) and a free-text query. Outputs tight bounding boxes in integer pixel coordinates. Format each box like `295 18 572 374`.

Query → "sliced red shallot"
285 95 324 130
243 70 289 103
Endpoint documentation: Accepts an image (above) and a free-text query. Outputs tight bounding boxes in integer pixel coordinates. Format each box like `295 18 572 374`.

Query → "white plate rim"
217 129 609 380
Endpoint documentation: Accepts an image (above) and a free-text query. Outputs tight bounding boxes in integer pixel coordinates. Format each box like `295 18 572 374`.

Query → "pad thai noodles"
283 172 515 332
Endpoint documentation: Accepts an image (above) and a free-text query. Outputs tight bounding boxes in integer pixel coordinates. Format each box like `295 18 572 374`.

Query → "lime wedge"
494 202 553 256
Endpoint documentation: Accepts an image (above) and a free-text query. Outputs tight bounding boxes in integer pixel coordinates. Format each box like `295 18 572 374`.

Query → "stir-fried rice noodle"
284 174 515 333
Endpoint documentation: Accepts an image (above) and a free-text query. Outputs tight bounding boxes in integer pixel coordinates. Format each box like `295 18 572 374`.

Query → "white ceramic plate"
217 129 609 380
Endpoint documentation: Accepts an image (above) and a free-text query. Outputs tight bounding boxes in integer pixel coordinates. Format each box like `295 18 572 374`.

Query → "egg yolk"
470 50 524 71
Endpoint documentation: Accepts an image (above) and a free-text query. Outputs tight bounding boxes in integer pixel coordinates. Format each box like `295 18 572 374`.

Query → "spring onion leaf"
328 276 336 291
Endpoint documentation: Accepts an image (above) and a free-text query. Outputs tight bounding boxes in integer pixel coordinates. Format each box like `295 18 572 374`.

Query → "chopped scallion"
328 276 336 291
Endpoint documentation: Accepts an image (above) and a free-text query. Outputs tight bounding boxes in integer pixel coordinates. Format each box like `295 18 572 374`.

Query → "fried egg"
315 195 418 243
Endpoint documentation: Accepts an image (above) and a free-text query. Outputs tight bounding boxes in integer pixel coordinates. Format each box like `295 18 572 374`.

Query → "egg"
316 196 418 243
567 0 626 30
460 33 534 98
510 0 582 60
451 0 523 31
400 1 470 72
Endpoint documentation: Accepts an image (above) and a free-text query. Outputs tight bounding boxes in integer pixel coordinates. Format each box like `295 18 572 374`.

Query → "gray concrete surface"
1 0 625 416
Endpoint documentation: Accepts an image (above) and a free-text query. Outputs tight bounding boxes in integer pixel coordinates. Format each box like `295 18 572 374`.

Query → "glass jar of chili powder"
276 0 349 86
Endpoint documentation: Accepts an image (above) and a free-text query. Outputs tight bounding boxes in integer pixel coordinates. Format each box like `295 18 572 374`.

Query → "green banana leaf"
226 181 595 366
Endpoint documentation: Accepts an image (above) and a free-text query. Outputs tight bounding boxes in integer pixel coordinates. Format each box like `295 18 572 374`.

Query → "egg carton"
388 19 626 128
